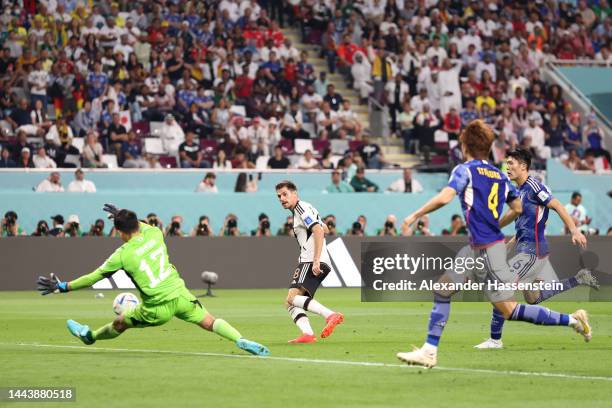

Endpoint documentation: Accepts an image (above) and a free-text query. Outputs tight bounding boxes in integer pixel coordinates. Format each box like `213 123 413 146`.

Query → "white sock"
288 306 313 335
569 315 578 326
422 343 438 354
293 295 334 319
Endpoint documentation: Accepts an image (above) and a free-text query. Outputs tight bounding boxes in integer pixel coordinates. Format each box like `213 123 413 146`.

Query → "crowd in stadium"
0 0 608 174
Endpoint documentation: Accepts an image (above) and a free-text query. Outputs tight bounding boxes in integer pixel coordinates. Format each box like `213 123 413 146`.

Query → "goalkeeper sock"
534 277 579 303
425 294 451 347
288 306 314 335
93 323 121 341
292 295 333 319
212 318 242 343
509 304 570 326
490 308 506 340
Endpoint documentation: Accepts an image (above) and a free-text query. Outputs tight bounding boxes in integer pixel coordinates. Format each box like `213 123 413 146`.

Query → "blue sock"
509 304 570 326
535 277 579 303
490 308 506 340
425 294 451 347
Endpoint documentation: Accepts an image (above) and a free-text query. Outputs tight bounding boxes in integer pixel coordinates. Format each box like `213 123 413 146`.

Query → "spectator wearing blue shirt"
177 84 198 115
0 147 16 167
87 62 108 100
261 51 282 82
122 130 147 168
460 99 479 128
584 115 611 164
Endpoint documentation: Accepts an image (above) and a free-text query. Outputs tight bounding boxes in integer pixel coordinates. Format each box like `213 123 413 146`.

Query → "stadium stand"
0 0 611 237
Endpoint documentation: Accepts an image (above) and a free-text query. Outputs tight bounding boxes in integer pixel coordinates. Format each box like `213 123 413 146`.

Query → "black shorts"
289 262 331 296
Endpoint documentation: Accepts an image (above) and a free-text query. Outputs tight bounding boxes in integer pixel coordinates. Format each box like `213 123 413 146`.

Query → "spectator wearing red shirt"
443 108 461 140
235 73 255 102
336 34 359 75
284 58 297 86
266 21 285 48
147 18 166 45
244 22 266 48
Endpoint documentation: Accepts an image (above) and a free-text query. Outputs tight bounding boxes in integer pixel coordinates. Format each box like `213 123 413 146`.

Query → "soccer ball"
112 292 140 315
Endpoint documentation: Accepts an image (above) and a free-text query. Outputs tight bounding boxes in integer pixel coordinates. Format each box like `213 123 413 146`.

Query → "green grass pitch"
1 289 612 408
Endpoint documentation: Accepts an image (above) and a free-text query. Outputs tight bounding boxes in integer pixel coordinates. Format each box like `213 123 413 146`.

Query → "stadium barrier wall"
0 169 448 193
1 236 610 292
1 161 610 234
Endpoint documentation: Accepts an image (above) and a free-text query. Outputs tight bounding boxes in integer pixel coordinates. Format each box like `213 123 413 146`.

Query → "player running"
474 148 599 349
276 180 344 343
36 204 269 356
396 120 591 368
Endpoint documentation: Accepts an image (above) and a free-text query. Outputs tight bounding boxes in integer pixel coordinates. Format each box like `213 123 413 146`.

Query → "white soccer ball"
112 292 140 315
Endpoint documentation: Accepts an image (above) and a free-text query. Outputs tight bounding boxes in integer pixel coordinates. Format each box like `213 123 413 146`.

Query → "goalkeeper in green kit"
37 204 270 356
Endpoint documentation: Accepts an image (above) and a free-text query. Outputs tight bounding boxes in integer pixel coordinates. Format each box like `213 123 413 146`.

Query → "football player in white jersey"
276 180 344 343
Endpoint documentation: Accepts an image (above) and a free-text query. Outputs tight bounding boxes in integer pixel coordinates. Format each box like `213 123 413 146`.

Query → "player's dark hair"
571 192 582 200
507 148 532 170
275 180 297 192
114 209 140 234
459 120 495 159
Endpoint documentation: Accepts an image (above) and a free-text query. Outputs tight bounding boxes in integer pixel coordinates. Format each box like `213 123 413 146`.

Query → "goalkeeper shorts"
124 289 208 328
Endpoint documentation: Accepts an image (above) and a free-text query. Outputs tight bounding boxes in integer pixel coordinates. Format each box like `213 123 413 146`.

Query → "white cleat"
570 309 592 342
396 346 437 369
575 269 600 290
473 338 504 349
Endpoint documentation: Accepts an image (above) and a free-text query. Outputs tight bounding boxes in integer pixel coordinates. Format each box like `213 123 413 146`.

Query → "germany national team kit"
289 200 331 296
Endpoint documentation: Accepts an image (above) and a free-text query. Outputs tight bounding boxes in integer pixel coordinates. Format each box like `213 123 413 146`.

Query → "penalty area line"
9 342 612 382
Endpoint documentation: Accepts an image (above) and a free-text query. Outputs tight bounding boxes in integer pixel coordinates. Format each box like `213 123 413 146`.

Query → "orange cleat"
288 333 317 343
321 312 344 338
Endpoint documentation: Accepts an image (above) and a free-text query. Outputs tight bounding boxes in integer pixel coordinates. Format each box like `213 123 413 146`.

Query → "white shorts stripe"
299 264 308 284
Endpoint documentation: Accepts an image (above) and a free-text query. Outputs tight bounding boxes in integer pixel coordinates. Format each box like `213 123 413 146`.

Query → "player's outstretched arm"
547 198 587 249
402 187 456 232
39 245 124 295
37 266 113 295
67 267 113 291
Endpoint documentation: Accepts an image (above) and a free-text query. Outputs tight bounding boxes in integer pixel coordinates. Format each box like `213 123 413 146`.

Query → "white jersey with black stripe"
292 200 331 264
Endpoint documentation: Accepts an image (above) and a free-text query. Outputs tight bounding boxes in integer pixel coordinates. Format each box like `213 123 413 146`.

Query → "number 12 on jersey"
139 246 171 288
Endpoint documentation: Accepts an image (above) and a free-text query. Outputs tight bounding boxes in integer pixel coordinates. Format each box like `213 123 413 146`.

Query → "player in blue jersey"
395 120 592 368
474 148 599 349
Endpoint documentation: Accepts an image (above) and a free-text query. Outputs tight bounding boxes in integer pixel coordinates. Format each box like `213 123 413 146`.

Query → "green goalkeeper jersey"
70 222 186 304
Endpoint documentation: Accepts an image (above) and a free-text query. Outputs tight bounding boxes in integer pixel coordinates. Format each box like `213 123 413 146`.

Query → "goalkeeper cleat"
397 346 437 369
236 338 270 356
474 338 504 349
570 309 592 342
288 333 317 343
575 269 599 290
321 312 344 338
67 320 95 345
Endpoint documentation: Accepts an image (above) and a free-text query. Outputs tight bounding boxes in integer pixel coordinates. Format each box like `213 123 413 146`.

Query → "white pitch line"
7 342 612 383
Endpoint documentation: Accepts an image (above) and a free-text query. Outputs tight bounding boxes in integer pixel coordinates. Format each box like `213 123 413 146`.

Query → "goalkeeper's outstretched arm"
37 247 123 295
68 268 114 291
69 247 124 290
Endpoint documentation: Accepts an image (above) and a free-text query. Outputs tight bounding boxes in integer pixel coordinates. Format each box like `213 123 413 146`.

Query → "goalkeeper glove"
103 203 120 220
37 273 69 295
